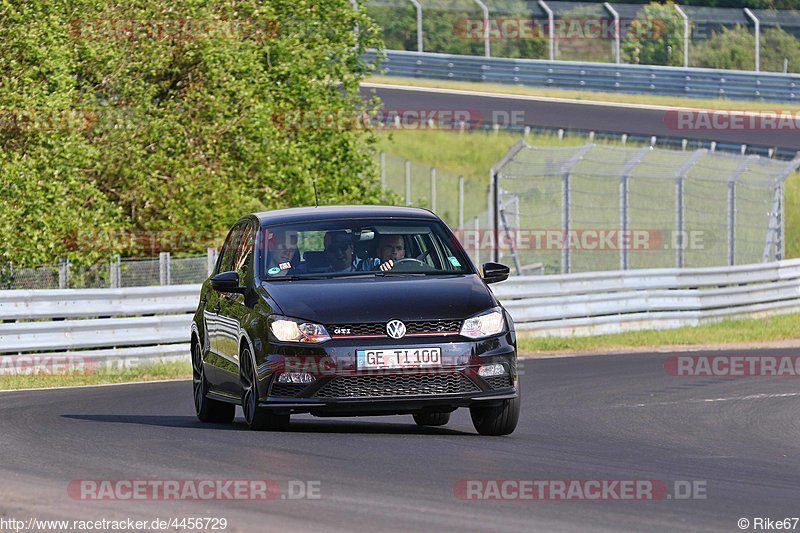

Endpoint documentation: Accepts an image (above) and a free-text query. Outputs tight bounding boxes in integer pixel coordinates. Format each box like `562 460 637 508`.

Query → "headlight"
460 307 505 339
270 316 331 343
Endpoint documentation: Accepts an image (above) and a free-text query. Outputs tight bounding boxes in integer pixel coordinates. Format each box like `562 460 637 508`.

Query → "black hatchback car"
191 206 519 435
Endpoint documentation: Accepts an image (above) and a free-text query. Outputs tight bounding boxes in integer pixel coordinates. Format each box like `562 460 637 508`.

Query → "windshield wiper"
263 272 379 281
262 275 331 281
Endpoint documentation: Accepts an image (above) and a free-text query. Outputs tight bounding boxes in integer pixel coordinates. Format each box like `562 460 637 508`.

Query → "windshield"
258 218 474 280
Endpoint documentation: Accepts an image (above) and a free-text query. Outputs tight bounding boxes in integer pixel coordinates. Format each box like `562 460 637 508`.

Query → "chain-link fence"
0 251 216 290
366 0 800 72
491 141 800 274
379 151 489 230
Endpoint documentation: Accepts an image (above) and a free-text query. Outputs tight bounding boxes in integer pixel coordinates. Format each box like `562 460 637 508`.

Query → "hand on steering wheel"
379 258 425 271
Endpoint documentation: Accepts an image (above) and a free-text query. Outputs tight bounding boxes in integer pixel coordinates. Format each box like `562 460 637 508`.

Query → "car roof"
251 205 440 226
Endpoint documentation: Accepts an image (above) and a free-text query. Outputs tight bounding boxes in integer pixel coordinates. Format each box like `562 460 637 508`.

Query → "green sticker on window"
448 256 461 267
268 266 281 275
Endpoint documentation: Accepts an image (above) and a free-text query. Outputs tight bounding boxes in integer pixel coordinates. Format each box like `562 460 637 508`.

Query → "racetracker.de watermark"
453 229 710 252
664 110 800 131
453 18 667 41
68 479 321 501
454 479 707 500
0 356 155 377
665 355 800 377
271 108 500 132
65 228 226 254
67 18 279 41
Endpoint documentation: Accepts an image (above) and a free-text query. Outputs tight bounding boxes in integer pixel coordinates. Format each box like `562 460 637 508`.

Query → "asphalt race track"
1 348 799 532
362 84 800 151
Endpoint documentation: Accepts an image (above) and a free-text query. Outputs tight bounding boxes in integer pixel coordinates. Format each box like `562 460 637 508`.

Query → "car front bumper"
255 332 518 416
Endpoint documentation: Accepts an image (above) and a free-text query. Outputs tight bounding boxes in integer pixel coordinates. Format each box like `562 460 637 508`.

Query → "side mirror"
210 271 247 294
482 262 510 284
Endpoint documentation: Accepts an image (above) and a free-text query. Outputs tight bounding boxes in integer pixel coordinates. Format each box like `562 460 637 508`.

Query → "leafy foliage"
0 0 386 266
623 2 686 67
692 24 800 72
366 0 545 59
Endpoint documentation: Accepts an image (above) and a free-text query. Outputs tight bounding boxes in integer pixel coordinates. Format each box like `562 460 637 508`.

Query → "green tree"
553 3 613 63
0 0 386 266
692 25 800 72
623 1 686 66
368 0 544 59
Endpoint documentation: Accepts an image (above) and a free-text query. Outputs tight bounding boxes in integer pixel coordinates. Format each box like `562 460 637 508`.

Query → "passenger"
324 231 356 271
357 234 406 272
265 229 298 277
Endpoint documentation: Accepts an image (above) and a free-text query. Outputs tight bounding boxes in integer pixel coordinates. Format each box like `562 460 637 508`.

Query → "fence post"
619 147 650 270
779 181 785 260
159 252 171 286
404 160 411 206
430 167 437 212
675 176 684 268
58 258 69 289
474 217 480 266
675 150 705 268
674 4 690 68
379 150 386 189
727 157 753 266
472 0 490 57
561 168 570 274
458 176 465 228
603 2 621 64
207 248 217 276
109 256 118 288
539 0 554 61
744 8 760 73
409 0 423 52
557 144 594 274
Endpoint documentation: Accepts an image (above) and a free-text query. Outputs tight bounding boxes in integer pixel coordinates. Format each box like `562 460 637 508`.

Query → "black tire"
192 341 235 424
240 346 290 431
470 396 520 436
413 412 451 426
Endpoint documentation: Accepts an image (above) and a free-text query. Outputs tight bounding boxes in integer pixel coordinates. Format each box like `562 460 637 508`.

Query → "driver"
357 234 406 272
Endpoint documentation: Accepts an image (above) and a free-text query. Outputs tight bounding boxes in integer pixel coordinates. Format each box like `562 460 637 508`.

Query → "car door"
207 224 243 357
216 221 256 394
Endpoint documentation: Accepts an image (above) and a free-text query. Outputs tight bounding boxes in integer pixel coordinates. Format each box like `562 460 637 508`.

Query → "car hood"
261 274 496 324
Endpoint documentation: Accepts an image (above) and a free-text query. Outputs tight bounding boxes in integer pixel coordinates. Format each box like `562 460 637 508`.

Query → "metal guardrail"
0 285 200 365
0 285 201 321
0 260 798 359
368 49 800 103
492 258 800 336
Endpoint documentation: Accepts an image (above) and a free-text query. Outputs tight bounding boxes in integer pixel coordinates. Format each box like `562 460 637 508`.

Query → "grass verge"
0 361 191 391
376 129 585 182
367 75 800 113
518 313 800 355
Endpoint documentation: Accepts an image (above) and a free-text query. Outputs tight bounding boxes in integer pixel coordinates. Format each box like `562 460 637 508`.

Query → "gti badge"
386 319 407 339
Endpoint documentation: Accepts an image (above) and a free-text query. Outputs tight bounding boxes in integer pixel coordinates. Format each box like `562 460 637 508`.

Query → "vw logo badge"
386 319 407 339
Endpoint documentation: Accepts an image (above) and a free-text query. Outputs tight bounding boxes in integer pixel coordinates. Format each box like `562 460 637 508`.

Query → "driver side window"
233 224 254 281
216 224 244 275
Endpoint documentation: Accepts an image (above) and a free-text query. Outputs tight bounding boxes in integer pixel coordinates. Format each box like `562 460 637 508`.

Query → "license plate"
356 348 442 370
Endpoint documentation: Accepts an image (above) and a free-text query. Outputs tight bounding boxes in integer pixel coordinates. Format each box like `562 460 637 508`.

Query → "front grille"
327 319 462 338
313 373 479 398
269 382 308 397
406 320 461 335
484 374 513 390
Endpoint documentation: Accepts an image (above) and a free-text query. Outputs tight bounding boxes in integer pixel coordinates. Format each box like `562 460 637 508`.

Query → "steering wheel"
392 258 426 266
